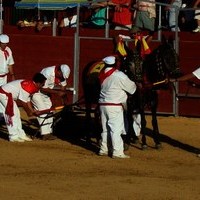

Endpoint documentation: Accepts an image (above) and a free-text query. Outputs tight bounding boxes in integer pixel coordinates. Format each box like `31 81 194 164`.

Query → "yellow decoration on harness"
117 40 127 57
88 62 105 75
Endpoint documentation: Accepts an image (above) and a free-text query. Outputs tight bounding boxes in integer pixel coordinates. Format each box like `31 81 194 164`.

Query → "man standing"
0 34 15 86
165 0 182 31
111 0 133 30
0 73 46 142
98 56 137 158
173 67 200 157
31 64 70 140
193 0 200 32
133 0 156 41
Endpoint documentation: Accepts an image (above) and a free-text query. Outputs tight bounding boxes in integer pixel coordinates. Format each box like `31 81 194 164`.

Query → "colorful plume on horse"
134 33 151 59
116 35 127 57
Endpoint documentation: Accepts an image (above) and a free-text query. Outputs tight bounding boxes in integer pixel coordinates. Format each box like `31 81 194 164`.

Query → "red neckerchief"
4 49 9 60
54 65 61 85
21 80 39 94
99 67 116 84
0 87 14 126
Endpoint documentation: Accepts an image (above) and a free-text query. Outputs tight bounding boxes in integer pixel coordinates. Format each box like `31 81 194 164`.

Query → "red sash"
0 87 14 126
99 68 116 84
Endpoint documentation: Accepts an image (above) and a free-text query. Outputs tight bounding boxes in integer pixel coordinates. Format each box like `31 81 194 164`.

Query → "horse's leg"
93 105 102 145
140 109 148 150
123 94 140 149
150 90 162 149
85 101 94 143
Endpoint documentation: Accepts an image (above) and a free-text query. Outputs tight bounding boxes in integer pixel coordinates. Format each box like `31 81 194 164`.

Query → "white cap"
0 34 9 43
103 56 116 65
60 64 70 79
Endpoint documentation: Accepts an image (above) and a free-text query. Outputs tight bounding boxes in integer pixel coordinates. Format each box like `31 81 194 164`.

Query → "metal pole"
174 6 180 117
0 0 3 34
73 4 81 103
105 4 109 38
52 11 57 36
157 5 162 41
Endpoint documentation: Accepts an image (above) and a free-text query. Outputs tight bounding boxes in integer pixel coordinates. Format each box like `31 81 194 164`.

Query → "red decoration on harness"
99 68 116 84
21 80 39 94
134 33 151 58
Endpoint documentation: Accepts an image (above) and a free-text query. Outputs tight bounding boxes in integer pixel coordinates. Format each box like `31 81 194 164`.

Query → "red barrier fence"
4 26 200 117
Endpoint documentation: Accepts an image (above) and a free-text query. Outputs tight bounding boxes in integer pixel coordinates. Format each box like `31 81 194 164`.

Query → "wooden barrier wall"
3 26 200 117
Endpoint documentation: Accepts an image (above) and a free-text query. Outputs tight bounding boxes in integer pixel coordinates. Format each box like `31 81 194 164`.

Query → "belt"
99 103 122 106
0 73 8 77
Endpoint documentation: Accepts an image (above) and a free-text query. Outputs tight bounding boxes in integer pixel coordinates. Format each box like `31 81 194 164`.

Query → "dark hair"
32 73 47 83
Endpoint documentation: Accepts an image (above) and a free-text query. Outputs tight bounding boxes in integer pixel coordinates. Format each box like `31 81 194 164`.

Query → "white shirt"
1 79 30 102
63 15 77 27
99 68 136 104
41 66 67 89
193 67 200 79
0 46 14 75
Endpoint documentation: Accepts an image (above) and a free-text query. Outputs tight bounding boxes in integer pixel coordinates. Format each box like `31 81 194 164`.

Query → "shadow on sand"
1 110 199 155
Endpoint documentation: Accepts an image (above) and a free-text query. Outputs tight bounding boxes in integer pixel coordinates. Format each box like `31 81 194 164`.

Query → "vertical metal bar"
73 4 80 103
157 5 162 41
105 4 109 38
173 6 180 116
0 0 3 34
52 11 57 36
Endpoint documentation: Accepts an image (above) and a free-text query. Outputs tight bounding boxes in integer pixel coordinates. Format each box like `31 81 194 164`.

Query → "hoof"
155 143 162 150
132 138 140 144
142 144 148 150
124 143 130 151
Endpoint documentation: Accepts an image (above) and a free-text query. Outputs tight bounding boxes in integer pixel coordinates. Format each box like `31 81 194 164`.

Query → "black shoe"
41 134 57 141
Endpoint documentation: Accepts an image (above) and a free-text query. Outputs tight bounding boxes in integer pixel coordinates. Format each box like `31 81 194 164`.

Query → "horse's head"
115 36 143 83
143 36 182 88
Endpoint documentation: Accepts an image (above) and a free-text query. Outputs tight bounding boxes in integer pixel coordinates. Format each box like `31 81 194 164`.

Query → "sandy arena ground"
0 108 200 200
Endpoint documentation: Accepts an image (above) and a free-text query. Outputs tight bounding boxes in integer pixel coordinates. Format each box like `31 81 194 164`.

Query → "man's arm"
176 73 195 82
8 64 15 81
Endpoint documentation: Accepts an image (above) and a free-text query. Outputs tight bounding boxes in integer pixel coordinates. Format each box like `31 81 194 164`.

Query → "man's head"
33 73 47 89
55 64 70 81
0 34 9 50
102 56 116 67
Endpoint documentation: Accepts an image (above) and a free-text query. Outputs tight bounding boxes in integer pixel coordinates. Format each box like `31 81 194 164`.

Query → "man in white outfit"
31 64 70 140
0 34 15 121
173 67 200 157
98 56 137 158
0 73 46 142
0 34 15 86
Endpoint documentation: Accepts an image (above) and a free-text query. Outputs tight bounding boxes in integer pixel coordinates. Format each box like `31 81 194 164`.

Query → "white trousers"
0 76 8 86
31 92 53 135
0 93 27 140
99 105 125 156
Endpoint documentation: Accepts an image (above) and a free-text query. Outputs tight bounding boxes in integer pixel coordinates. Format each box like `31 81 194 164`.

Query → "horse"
120 36 182 149
82 36 182 149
